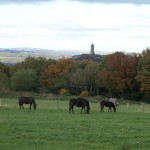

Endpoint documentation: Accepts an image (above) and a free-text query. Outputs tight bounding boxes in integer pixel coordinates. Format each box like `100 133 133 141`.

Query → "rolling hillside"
0 48 79 64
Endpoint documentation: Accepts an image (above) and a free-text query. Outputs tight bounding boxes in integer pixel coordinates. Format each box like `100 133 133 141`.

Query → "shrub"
80 90 88 97
11 69 39 92
59 88 70 96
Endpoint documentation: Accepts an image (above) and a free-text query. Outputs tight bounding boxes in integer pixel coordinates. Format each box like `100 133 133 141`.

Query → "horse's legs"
113 107 116 112
81 106 85 114
101 106 104 112
29 104 31 109
108 107 112 112
70 105 74 113
69 105 71 113
22 104 24 109
69 103 74 113
110 107 113 112
72 106 74 113
84 106 86 114
81 107 83 114
81 106 86 114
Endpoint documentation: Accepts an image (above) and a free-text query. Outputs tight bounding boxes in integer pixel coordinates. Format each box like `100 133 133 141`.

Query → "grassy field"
0 98 150 150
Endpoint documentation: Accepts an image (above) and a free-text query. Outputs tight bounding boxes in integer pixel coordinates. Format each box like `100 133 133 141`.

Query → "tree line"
0 48 150 102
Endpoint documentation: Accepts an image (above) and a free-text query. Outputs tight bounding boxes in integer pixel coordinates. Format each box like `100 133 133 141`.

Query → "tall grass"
0 98 150 150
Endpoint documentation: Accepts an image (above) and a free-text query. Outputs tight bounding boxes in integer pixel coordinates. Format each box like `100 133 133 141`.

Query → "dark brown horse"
19 97 37 110
100 100 116 112
69 97 90 114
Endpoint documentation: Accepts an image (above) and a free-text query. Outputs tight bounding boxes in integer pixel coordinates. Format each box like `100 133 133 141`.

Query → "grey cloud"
1 0 150 4
0 0 54 4
71 0 150 4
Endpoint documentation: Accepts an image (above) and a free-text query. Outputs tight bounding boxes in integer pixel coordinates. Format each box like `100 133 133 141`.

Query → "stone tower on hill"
72 43 104 62
90 43 95 55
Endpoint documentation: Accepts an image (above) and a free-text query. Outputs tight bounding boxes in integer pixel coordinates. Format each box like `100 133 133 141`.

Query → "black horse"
19 97 37 110
100 100 116 112
69 97 90 114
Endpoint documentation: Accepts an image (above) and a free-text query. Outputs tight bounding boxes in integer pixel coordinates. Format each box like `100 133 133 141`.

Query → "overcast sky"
0 0 150 53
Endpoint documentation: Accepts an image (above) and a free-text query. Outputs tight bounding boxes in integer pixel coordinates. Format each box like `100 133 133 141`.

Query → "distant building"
90 43 95 55
72 43 104 62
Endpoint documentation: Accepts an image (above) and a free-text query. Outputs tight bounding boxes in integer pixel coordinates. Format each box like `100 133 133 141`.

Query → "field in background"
0 98 150 150
0 98 150 113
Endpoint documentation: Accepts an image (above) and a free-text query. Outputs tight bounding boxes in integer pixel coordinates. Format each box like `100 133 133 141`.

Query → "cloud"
71 0 150 4
3 0 150 5
0 0 54 4
0 0 150 52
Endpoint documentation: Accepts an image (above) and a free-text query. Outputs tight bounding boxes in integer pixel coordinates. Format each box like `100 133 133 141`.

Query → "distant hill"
0 47 106 64
0 48 80 64
72 53 104 62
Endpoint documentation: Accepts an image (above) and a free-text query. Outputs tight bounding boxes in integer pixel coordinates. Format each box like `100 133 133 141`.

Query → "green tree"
0 62 11 77
12 57 55 92
11 69 39 91
69 68 86 91
136 48 150 99
69 61 99 95
0 72 10 92
84 62 99 95
14 57 55 76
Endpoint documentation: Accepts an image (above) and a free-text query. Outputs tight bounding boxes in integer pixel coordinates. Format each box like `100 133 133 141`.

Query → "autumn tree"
136 48 150 100
96 52 138 98
40 58 78 92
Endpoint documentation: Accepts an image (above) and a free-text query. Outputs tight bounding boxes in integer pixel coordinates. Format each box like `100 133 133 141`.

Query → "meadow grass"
0 98 150 150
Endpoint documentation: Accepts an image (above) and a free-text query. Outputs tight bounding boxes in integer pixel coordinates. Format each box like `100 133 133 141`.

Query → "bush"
142 95 150 103
122 92 142 101
0 72 10 92
80 90 88 97
11 69 39 92
59 88 70 96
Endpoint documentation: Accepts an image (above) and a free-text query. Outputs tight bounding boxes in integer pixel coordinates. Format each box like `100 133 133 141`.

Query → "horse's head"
116 101 119 107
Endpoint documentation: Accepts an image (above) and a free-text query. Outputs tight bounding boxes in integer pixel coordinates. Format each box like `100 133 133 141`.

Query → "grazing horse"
69 97 90 114
108 98 119 111
19 97 37 110
109 98 119 107
100 100 116 112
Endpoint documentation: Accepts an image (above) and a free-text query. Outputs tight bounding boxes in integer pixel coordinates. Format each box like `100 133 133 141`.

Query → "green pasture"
0 98 150 150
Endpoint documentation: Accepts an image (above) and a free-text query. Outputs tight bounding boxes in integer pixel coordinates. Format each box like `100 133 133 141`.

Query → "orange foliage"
97 52 138 95
40 58 79 87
